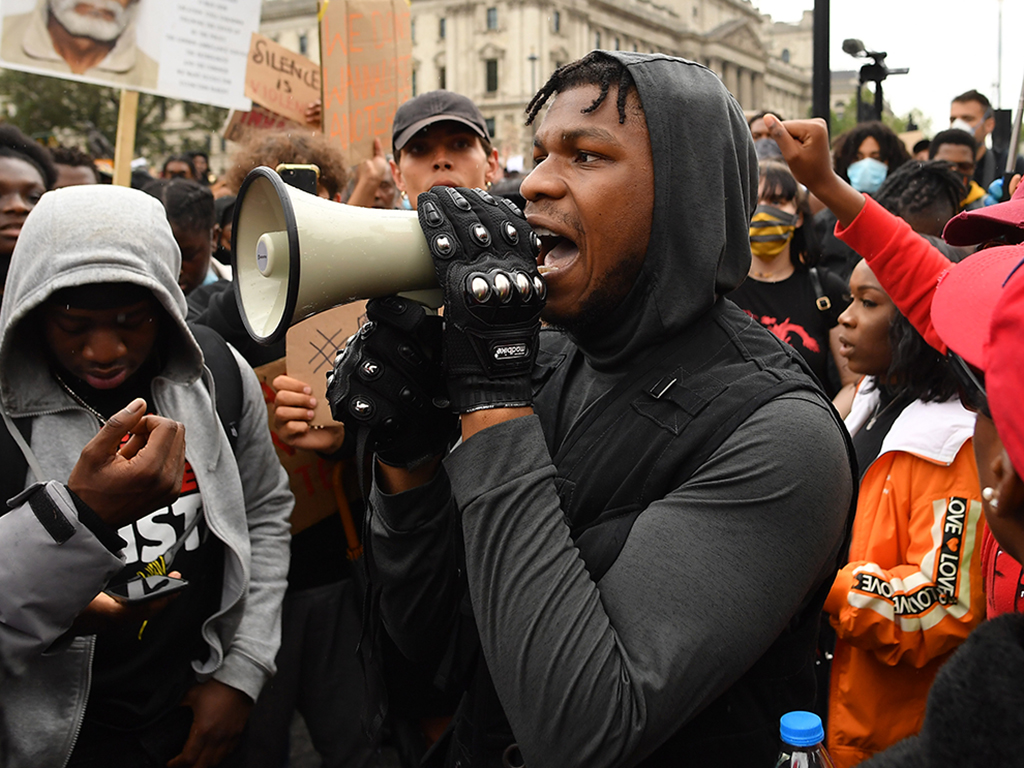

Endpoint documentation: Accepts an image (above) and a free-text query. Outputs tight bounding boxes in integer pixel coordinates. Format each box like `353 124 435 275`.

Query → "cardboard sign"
319 0 413 163
244 32 322 126
286 301 368 426
254 358 341 535
0 0 260 110
222 104 307 143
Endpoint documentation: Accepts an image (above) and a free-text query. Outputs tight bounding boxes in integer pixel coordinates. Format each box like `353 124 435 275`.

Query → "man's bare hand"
67 398 186 529
69 571 182 636
304 98 322 129
272 375 345 454
168 679 253 768
346 138 390 208
765 114 866 227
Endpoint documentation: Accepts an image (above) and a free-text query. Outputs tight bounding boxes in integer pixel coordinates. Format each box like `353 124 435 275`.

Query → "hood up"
565 52 757 369
0 184 202 415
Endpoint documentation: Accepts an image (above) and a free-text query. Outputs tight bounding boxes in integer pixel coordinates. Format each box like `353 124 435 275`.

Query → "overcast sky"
754 0 1024 137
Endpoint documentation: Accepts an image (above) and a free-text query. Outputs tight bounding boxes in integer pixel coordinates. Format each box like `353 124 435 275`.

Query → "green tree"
828 87 928 139
0 68 227 157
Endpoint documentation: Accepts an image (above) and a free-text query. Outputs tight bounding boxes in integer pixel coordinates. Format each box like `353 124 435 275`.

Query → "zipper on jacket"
60 635 95 768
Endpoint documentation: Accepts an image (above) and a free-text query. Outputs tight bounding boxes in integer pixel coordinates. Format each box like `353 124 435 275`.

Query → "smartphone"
276 163 320 196
104 575 189 604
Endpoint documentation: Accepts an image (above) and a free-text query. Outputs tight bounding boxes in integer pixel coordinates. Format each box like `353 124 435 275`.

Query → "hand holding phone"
104 575 189 604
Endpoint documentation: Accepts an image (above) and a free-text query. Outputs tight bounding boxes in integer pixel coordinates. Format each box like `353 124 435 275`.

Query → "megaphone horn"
232 166 441 344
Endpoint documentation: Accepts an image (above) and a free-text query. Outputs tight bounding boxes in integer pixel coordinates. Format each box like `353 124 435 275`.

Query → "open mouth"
837 336 853 358
531 225 579 273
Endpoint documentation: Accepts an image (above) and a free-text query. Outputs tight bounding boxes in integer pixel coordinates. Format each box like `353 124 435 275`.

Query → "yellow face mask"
749 204 797 259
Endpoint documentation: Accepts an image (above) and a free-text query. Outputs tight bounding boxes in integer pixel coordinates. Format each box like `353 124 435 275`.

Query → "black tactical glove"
326 296 458 469
417 186 546 413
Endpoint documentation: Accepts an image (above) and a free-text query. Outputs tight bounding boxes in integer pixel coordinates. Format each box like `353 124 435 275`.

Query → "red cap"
986 263 1024 476
931 246 1024 368
943 179 1024 246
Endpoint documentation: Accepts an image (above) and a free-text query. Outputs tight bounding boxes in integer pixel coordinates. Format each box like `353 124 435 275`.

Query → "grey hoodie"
369 53 851 767
0 185 293 767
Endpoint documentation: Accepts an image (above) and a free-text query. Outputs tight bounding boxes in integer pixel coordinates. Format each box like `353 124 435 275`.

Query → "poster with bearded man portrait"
1 0 157 89
0 0 260 109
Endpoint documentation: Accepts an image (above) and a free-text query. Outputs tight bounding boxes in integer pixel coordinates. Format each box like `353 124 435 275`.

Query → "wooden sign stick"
113 89 140 187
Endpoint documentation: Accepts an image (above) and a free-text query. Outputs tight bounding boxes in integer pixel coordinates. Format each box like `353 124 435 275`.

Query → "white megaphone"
232 166 442 344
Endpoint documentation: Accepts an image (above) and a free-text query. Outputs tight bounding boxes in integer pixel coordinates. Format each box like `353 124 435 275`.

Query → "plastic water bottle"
774 711 835 768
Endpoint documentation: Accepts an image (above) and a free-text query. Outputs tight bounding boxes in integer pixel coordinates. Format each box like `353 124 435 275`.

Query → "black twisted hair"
0 125 57 189
141 178 215 233
832 121 911 182
525 52 638 126
874 160 965 221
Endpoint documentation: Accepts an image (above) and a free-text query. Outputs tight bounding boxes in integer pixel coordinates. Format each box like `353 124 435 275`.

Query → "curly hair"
223 131 348 199
525 51 638 126
0 125 57 189
832 121 911 182
874 160 965 221
758 161 820 269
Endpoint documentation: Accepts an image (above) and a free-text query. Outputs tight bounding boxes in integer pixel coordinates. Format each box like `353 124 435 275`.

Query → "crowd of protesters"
1 56 1024 768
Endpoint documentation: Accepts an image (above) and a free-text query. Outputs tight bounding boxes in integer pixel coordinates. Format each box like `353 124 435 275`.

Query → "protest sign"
286 301 368 427
223 104 307 144
244 32 321 126
0 0 260 110
319 0 412 163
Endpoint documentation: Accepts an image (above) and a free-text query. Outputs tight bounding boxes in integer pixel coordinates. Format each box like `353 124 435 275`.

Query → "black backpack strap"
0 408 32 507
808 267 831 313
189 323 244 453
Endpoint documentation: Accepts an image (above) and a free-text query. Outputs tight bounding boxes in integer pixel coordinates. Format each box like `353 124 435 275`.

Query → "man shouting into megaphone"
324 52 855 768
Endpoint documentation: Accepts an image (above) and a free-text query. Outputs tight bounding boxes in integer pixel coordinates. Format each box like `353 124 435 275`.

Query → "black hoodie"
369 53 852 768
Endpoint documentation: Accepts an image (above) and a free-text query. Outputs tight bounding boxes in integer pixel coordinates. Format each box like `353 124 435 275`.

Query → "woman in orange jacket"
825 259 986 768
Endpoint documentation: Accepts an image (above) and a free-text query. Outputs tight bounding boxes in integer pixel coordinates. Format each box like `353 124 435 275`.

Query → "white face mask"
49 0 137 43
951 117 979 138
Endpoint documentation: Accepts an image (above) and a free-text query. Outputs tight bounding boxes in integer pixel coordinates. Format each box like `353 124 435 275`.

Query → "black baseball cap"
392 91 490 154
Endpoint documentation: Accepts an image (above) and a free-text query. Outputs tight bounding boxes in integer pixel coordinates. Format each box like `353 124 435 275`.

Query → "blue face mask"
847 157 888 194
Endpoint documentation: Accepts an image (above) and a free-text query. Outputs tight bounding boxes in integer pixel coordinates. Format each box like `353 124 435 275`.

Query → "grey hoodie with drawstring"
0 185 292 767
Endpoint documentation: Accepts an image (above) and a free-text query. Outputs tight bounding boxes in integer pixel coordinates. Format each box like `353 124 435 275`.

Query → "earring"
486 181 493 190
982 486 1000 510
400 190 408 200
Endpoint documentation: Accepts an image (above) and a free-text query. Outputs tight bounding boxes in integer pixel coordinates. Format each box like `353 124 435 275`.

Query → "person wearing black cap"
387 90 500 209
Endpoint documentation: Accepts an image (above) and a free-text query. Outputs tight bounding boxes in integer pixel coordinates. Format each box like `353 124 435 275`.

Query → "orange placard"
222 104 307 143
319 0 413 163
244 32 322 126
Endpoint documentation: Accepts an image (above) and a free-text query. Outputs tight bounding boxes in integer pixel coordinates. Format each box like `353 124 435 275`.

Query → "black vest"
437 299 854 768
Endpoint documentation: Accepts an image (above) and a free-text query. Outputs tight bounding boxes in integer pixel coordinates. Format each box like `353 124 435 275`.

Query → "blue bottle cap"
780 711 824 748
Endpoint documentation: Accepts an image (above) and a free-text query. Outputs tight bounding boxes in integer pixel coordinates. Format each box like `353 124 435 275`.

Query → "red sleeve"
834 196 952 354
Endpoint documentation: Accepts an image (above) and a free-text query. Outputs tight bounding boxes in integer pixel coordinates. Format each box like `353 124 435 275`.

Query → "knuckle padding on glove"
417 187 544 386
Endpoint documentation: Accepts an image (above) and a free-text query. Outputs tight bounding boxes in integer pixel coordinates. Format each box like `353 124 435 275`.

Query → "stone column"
738 68 752 109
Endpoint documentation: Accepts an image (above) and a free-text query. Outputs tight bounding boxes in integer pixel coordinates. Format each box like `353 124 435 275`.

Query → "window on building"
412 68 418 97
781 48 790 64
485 117 496 137
298 33 308 56
411 19 416 43
553 10 561 32
633 42 638 52
486 7 498 30
486 59 498 92
614 37 620 50
595 31 601 48
439 17 446 38
439 66 446 89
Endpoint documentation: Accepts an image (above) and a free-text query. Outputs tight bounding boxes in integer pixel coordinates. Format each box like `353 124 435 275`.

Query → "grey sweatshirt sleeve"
444 392 851 768
0 481 125 673
213 348 294 701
